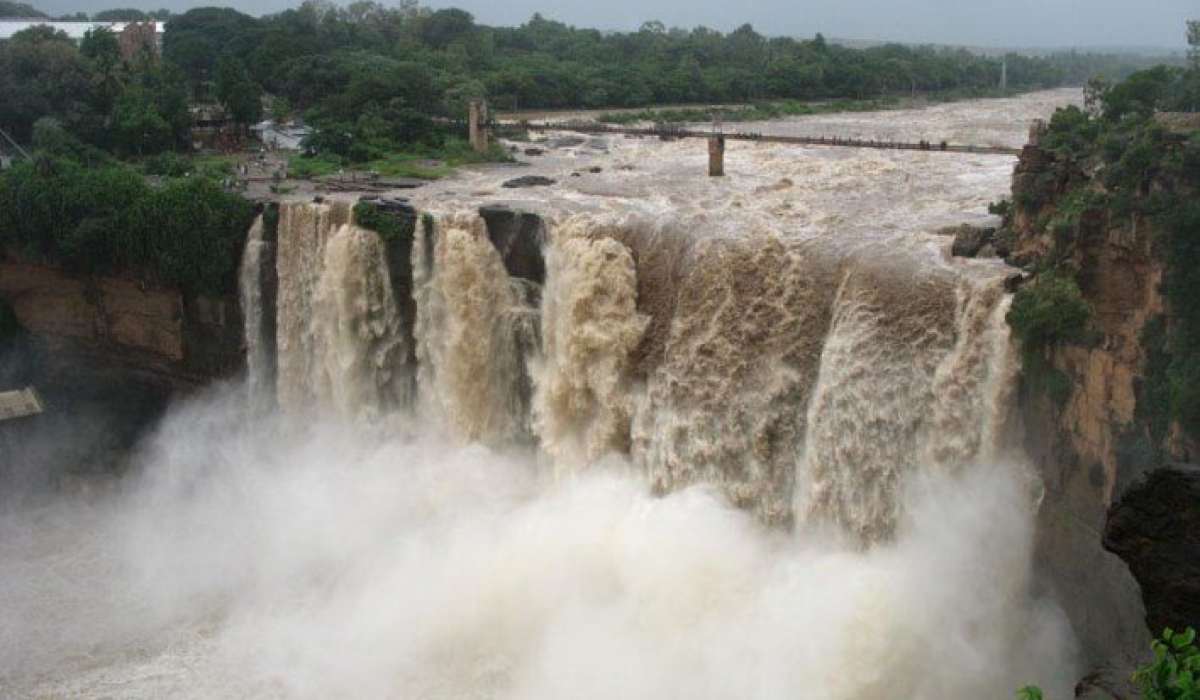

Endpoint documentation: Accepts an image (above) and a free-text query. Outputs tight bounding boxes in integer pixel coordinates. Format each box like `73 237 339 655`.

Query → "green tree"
110 85 173 156
93 8 150 21
215 56 263 129
1134 628 1200 700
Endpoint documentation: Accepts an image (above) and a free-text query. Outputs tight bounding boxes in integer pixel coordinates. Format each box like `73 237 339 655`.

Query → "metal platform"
0 387 44 422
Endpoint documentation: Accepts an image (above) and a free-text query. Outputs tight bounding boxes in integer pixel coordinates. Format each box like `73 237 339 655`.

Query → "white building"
0 19 164 50
251 121 313 151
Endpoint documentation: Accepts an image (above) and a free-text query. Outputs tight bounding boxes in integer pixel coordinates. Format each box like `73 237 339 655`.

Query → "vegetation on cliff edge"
0 158 255 296
1006 32 1200 436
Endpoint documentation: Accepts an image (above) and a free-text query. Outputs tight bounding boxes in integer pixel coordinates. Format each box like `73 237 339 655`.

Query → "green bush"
353 201 415 244
0 159 254 295
1134 627 1200 700
1019 627 1200 700
1008 271 1092 354
1007 270 1092 404
142 152 193 177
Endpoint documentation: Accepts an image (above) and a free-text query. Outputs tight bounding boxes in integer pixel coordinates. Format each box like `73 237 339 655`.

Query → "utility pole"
1000 57 1008 93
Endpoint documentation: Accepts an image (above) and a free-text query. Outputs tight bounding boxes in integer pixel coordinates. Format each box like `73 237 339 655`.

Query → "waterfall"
241 201 1027 533
532 222 648 472
797 261 1019 541
412 214 539 443
239 214 271 406
273 200 408 421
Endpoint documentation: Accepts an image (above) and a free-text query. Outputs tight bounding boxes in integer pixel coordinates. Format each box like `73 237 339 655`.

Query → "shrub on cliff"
0 159 254 296
1134 627 1200 700
1007 270 1092 354
1018 626 1200 700
1007 270 1092 405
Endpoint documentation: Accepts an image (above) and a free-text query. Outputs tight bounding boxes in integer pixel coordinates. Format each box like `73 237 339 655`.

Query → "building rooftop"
0 19 164 41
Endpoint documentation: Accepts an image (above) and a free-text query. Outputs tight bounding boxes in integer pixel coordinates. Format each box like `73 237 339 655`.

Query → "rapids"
1 89 1083 699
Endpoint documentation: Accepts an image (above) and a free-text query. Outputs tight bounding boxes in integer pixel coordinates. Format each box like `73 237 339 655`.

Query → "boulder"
524 147 545 156
992 227 1016 258
502 175 556 189
360 195 415 216
1003 272 1029 293
948 224 996 258
1104 464 1200 637
544 135 587 149
478 205 546 287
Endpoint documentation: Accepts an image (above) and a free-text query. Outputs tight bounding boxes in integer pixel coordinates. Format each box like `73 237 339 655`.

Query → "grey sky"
40 0 1197 49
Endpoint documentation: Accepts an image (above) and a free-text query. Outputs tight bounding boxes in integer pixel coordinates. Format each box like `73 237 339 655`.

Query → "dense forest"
0 0 1179 160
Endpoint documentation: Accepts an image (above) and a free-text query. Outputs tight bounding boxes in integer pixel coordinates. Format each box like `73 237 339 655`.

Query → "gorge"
0 89 1186 698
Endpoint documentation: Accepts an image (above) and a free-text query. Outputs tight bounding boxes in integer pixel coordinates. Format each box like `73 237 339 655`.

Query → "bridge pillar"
469 99 489 154
708 135 724 177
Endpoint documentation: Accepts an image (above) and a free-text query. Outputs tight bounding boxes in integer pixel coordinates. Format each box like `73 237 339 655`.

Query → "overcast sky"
41 0 1196 49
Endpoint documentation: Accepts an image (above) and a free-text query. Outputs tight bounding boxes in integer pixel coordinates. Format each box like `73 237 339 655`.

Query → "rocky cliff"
1004 122 1198 686
0 250 244 476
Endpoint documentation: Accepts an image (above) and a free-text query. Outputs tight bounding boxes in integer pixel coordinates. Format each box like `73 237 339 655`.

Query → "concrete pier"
469 99 489 154
708 135 725 177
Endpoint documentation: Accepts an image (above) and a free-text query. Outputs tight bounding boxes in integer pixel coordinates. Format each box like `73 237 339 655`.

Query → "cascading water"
273 200 409 420
413 213 539 442
2 91 1088 699
533 222 649 471
239 214 271 405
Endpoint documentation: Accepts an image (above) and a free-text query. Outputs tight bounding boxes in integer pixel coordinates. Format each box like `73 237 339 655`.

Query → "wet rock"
524 147 545 156
570 172 582 177
1004 272 1029 293
948 224 996 258
1104 464 1200 637
587 166 603 173
992 227 1016 258
1074 668 1137 700
312 195 325 204
502 175 556 189
976 243 997 258
478 205 546 287
544 135 587 149
755 177 795 194
359 195 415 216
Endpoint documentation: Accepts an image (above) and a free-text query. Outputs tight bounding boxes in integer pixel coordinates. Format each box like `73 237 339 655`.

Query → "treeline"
0 2 169 20
0 1 1182 168
163 3 1165 116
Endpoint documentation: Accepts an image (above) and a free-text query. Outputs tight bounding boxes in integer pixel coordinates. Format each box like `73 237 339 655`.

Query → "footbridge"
508 120 1022 157
461 99 1022 177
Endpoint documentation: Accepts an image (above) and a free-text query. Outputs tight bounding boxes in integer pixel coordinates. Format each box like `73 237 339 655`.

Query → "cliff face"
0 253 244 475
1008 128 1197 680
